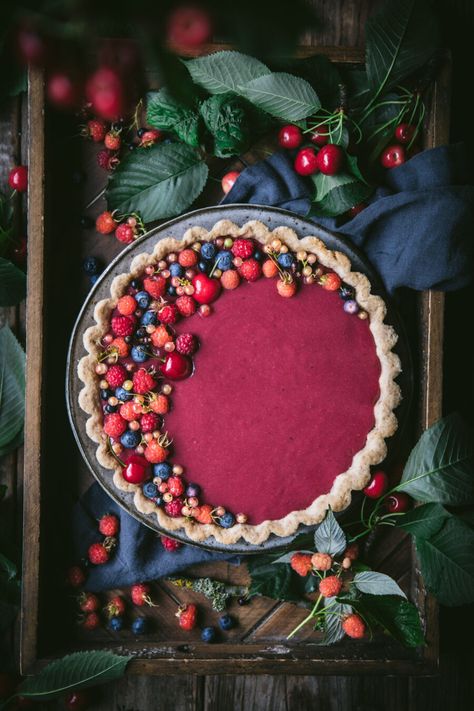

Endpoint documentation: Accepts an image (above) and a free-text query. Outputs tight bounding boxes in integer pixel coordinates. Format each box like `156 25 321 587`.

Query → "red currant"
309 124 329 146
380 144 406 169
294 147 318 176
315 144 344 175
394 123 417 145
278 124 303 149
385 492 412 513
221 171 240 195
8 166 28 192
363 470 388 499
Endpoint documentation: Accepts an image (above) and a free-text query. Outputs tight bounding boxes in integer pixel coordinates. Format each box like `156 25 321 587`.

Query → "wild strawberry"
290 553 312 577
133 369 156 394
177 603 197 630
111 314 135 337
220 270 240 290
168 476 185 497
175 294 197 317
318 575 342 597
277 279 297 298
319 272 341 291
105 364 127 388
99 513 120 537
117 295 137 316
140 412 160 433
120 400 143 421
67 565 86 588
144 440 168 463
311 553 332 571
164 497 184 518
111 337 129 357
82 612 101 630
175 333 197 355
139 129 163 147
103 412 127 438
193 503 213 524
178 248 198 267
86 119 107 142
104 131 121 150
148 393 169 415
231 238 254 259
151 325 173 347
78 593 100 613
239 258 261 282
115 223 136 245
105 595 126 618
262 259 279 278
161 536 181 552
97 148 119 171
342 613 366 639
88 542 110 565
96 210 117 234
143 275 166 299
344 544 359 561
131 583 155 606
159 303 179 324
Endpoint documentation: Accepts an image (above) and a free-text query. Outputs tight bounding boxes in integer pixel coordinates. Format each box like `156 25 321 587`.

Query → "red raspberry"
67 565 86 588
111 314 135 337
159 303 179 324
178 248 198 267
144 440 168 463
177 603 197 630
82 612 101 630
193 504 213 524
220 270 240 290
103 412 127 438
115 223 136 245
277 279 297 298
88 542 110 565
97 148 119 171
133 369 156 394
175 333 197 355
139 129 163 147
161 536 182 552
104 131 121 150
262 259 279 278
140 412 160 433
168 476 185 497
78 593 100 613
342 613 366 639
86 119 107 142
290 553 313 577
232 238 254 259
148 393 169 415
111 336 130 357
311 553 332 571
318 575 342 597
96 211 117 234
106 364 127 388
117 295 137 316
143 275 166 299
151 324 173 348
120 400 143 421
239 258 262 282
131 582 153 606
319 272 342 291
175 294 197 317
105 595 126 618
165 497 184 518
98 513 120 536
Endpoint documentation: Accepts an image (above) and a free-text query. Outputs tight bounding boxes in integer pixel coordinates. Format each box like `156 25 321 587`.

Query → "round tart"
78 219 401 545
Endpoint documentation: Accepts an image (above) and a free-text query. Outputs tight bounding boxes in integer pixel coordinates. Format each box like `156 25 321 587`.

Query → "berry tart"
78 220 401 545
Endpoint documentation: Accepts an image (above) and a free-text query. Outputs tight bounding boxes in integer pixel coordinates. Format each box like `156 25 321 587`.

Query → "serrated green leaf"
200 93 249 158
17 651 131 701
239 72 320 121
247 560 301 602
348 594 424 647
0 428 23 458
396 503 451 538
106 143 208 222
320 597 352 645
0 326 25 450
314 509 346 556
310 172 373 218
346 154 369 184
185 51 270 94
146 88 201 147
0 258 26 306
352 571 407 599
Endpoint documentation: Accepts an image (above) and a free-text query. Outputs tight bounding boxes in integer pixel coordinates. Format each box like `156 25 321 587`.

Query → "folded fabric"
223 143 474 293
73 483 237 591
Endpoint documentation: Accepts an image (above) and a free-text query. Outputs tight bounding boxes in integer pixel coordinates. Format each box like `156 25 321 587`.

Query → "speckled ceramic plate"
66 204 413 554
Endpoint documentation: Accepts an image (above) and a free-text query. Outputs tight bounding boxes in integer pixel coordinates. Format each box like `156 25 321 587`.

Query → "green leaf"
0 428 23 458
271 550 314 565
399 413 474 505
352 571 406 599
17 651 131 701
247 559 301 602
346 154 369 184
321 598 352 645
146 89 201 147
348 594 424 648
185 51 270 95
200 93 249 158
0 258 26 306
396 503 451 538
0 326 25 450
310 172 373 218
106 143 208 223
314 509 346 556
239 72 320 121
413 516 474 605
272 55 342 109
366 0 439 98
0 552 17 581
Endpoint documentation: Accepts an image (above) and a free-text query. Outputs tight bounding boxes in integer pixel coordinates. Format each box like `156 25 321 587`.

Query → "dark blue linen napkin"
223 143 474 293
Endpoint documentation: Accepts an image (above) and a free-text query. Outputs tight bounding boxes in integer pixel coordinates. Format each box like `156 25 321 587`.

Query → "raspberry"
175 294 197 317
290 553 312 577
104 131 121 150
115 223 136 245
343 544 359 561
164 497 184 518
86 119 107 142
177 603 197 630
133 369 156 394
88 542 110 565
82 612 101 630
151 325 172 348
319 272 342 291
139 129 163 147
106 364 127 388
144 440 168 463
117 295 137 316
220 270 240 290
318 575 342 597
67 565 86 588
110 337 129 357
159 303 179 324
178 248 198 267
111 314 135 337
277 279 297 298
78 593 100 613
342 613 366 639
262 259 279 278
96 211 117 234
193 503 213 524
105 595 126 618
131 583 153 606
161 536 182 552
168 476 185 497
140 412 160 433
231 238 254 259
98 514 120 536
120 400 143 421
143 275 166 299
175 333 197 355
239 258 262 282
103 412 127 438
311 553 332 571
97 148 119 171
148 393 169 415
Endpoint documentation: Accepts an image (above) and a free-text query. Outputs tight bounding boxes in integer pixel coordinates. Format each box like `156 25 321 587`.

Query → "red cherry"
47 72 81 109
8 166 28 192
363 470 389 499
394 123 417 145
346 203 366 219
167 5 212 51
380 144 406 169
385 492 412 513
278 124 303 149
309 125 329 146
16 26 47 65
160 352 192 380
315 144 345 175
221 171 240 195
122 455 150 484
64 690 91 710
294 147 318 176
192 273 221 304
86 66 124 121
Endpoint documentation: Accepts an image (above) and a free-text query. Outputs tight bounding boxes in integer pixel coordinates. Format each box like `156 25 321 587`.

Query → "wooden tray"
20 46 449 675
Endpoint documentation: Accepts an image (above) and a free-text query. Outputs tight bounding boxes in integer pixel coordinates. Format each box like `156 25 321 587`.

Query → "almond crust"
78 220 401 545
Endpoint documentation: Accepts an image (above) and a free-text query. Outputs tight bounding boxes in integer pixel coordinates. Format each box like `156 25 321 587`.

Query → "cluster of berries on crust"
96 235 367 532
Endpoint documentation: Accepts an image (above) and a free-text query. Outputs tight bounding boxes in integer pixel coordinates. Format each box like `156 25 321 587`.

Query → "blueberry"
277 253 295 269
143 482 159 499
135 327 147 339
201 242 216 260
219 512 236 528
131 345 148 363
83 255 101 275
135 291 150 309
167 286 177 297
198 260 211 274
153 462 172 480
201 626 217 643
185 483 201 498
169 262 184 277
100 388 111 400
132 617 148 634
253 249 262 261
105 404 118 414
216 250 233 270
115 387 133 402
154 495 163 507
120 430 141 449
339 284 355 300
237 596 249 606
137 127 145 137
108 617 124 632
130 279 141 290
141 310 158 326
219 614 235 631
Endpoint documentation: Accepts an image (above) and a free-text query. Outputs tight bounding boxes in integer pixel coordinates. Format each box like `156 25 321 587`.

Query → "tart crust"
78 220 401 545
